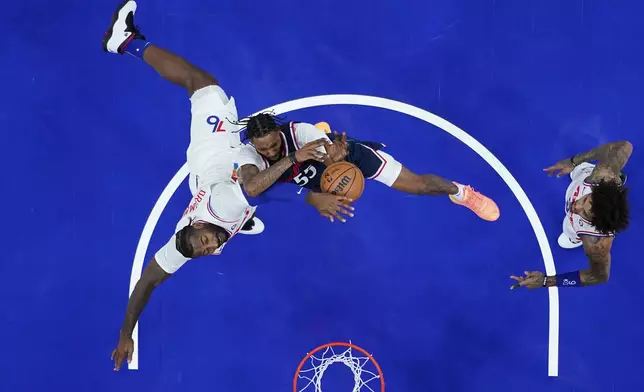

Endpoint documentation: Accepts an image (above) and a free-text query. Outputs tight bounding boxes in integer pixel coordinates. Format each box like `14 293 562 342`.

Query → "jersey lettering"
293 165 317 186
184 189 207 216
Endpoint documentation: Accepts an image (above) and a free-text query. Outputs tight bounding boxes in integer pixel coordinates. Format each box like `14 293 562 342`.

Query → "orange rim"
293 342 385 392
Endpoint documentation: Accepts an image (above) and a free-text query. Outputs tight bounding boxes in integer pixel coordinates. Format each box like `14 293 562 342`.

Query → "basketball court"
2 0 643 391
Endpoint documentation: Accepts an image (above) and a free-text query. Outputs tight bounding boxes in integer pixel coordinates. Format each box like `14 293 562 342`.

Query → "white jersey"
154 85 257 274
155 182 256 274
562 162 613 240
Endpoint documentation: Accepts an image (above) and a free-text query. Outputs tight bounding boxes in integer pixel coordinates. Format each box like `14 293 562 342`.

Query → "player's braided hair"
175 223 197 258
234 111 286 141
175 218 220 258
589 179 630 234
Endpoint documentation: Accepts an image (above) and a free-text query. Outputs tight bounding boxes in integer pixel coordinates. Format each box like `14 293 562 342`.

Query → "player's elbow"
244 184 260 197
591 267 611 285
591 272 610 285
597 268 610 283
622 141 633 157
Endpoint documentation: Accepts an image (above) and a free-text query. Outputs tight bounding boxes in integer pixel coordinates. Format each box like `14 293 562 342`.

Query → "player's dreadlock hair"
589 179 630 235
234 111 287 141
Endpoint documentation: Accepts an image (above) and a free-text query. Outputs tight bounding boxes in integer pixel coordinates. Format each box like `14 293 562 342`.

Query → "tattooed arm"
239 159 294 197
572 141 633 182
239 139 329 197
544 141 633 179
542 236 613 287
579 236 612 285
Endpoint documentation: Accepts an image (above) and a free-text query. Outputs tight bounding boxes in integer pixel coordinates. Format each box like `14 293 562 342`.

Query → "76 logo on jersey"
207 115 227 133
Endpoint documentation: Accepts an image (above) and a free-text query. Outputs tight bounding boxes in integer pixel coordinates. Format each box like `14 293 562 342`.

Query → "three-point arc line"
125 94 559 376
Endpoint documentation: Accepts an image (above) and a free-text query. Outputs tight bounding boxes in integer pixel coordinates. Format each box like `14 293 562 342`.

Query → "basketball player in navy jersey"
236 114 500 223
510 140 632 289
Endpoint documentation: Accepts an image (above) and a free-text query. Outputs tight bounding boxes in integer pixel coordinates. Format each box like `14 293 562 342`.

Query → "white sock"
451 182 466 200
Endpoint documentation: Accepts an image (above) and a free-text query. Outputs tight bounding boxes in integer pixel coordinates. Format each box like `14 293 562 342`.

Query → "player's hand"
111 333 134 371
543 159 575 177
312 193 355 223
326 131 349 163
295 138 328 163
510 271 545 290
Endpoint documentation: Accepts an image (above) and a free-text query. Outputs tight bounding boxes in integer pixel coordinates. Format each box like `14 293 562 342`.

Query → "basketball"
320 161 365 201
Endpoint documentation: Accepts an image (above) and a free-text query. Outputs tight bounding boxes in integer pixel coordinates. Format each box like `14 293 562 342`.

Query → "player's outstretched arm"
510 235 612 289
541 236 612 287
111 257 170 371
579 141 633 182
544 141 633 179
577 236 612 285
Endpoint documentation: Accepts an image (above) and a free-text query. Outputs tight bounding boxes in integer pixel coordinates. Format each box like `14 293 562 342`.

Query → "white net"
295 344 382 392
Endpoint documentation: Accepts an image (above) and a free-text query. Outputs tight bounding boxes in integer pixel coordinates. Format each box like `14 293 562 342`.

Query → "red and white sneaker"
102 1 145 54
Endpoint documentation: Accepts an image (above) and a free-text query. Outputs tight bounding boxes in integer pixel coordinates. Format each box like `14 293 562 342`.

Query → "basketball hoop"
293 342 385 392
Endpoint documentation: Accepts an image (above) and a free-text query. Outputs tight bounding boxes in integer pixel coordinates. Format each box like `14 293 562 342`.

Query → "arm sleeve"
154 235 191 274
154 216 192 274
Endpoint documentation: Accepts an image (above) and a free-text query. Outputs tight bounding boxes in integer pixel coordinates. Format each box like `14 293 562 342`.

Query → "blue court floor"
2 1 643 391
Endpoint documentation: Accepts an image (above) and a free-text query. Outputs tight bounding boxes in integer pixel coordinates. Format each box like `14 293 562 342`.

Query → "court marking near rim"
125 94 560 376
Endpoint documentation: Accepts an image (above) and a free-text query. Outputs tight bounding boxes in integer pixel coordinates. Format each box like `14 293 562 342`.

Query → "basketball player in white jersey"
510 140 632 290
102 1 272 370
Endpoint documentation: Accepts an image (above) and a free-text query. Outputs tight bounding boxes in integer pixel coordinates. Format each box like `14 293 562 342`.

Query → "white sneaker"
558 232 582 249
239 217 264 235
102 1 145 54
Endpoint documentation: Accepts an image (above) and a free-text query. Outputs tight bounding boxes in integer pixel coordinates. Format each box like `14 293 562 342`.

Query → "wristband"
555 271 581 287
288 152 297 165
570 156 578 167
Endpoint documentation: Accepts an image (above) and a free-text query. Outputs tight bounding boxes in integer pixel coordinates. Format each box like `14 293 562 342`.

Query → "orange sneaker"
449 184 500 221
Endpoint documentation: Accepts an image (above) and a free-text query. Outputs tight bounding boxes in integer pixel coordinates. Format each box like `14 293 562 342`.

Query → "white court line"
126 94 559 376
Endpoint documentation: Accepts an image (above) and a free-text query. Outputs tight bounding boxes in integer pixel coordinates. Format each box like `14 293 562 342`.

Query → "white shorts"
186 85 243 195
369 150 403 187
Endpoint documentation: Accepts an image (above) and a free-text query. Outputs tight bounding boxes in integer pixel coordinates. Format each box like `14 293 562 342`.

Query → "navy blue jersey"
267 122 388 192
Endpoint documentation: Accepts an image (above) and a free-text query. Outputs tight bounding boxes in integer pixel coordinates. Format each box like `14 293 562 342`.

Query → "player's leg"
351 143 500 221
391 162 499 221
103 1 263 234
391 167 459 195
103 0 239 174
103 0 217 96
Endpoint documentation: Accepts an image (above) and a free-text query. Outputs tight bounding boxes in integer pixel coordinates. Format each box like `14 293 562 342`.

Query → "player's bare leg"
392 166 500 221
102 0 216 95
102 0 264 235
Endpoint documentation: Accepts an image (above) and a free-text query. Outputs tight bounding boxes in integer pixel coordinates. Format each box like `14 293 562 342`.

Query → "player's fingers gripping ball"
321 161 365 201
